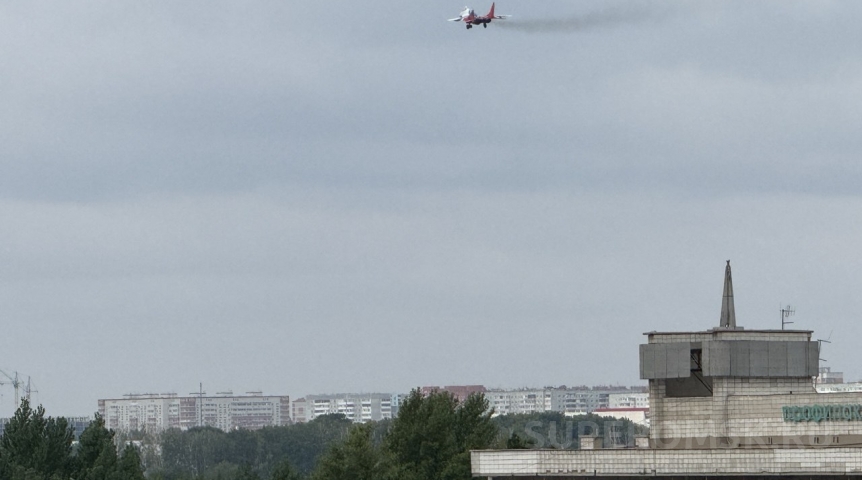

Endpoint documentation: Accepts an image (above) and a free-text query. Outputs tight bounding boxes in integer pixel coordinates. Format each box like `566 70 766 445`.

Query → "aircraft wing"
448 16 463 21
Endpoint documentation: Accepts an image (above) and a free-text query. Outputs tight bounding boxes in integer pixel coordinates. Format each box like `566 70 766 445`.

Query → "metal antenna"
817 331 833 362
189 383 206 427
780 304 795 330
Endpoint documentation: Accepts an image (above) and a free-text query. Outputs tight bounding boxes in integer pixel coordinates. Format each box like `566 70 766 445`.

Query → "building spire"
719 260 737 329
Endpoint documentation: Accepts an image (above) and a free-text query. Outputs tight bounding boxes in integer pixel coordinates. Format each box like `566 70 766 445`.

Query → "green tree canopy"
0 399 74 479
0 401 145 480
384 389 497 480
311 423 383 480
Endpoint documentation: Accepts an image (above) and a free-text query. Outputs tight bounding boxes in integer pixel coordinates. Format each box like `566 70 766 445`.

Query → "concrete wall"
646 331 812 344
641 340 818 380
650 377 862 446
471 448 862 477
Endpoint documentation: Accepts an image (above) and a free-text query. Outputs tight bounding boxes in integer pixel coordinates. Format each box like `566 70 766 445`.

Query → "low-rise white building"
608 392 649 409
816 382 862 393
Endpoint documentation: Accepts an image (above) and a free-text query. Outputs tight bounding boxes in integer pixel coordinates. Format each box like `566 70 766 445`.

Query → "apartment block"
98 392 290 432
292 393 394 423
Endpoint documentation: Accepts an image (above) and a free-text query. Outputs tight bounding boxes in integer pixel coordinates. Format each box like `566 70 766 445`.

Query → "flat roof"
643 329 813 335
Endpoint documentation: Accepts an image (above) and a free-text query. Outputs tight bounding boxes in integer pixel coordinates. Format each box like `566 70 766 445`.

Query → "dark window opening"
666 348 714 398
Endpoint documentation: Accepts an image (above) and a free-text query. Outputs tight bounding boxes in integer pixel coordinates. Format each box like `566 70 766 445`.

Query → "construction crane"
24 377 37 404
0 370 22 408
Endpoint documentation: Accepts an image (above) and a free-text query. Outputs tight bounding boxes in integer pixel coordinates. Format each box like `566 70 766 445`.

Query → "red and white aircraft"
448 3 510 29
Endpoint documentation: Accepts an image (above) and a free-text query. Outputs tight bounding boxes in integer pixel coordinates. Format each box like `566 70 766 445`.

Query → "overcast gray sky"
2 0 861 417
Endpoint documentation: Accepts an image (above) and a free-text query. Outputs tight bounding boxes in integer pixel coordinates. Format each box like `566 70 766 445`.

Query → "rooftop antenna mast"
781 304 795 330
817 331 833 362
189 383 206 428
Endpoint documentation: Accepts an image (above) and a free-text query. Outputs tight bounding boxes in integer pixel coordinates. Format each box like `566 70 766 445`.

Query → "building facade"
98 392 290 432
486 388 552 416
421 385 487 402
485 387 648 417
292 393 394 423
817 367 846 385
607 392 650 409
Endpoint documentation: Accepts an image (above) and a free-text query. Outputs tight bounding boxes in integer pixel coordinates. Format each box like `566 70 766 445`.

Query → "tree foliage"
382 389 497 480
155 414 352 479
0 399 73 479
0 401 145 480
146 390 653 479
311 423 382 480
492 411 647 449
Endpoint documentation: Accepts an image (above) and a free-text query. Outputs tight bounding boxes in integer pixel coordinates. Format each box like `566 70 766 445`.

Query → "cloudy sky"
1 0 861 417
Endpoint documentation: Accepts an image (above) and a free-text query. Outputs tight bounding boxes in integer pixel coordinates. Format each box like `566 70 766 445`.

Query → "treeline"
492 411 647 449
146 391 648 479
0 393 648 480
150 414 361 479
0 400 145 480
148 389 497 480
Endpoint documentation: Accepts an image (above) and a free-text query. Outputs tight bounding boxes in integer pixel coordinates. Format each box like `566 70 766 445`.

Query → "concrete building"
608 392 649 409
292 393 394 423
472 261 862 478
592 407 649 427
422 385 487 402
817 367 845 385
486 388 553 416
816 382 862 394
486 387 648 417
550 386 647 416
99 392 290 432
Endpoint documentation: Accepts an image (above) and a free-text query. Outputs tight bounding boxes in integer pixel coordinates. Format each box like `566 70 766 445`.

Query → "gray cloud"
1 0 861 416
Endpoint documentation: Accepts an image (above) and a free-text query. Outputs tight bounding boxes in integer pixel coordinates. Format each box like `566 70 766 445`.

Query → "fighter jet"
448 3 510 29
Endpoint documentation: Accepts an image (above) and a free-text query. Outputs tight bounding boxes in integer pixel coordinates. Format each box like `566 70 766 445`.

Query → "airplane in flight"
448 3 510 29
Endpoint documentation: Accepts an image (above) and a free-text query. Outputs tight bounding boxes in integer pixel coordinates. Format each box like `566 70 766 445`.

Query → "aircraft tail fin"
487 2 495 18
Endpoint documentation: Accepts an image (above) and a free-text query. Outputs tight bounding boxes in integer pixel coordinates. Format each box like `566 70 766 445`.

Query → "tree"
113 444 146 480
270 459 301 480
505 432 533 449
74 413 118 480
384 389 497 480
491 411 645 449
234 463 261 480
311 423 382 480
0 399 74 479
73 412 147 480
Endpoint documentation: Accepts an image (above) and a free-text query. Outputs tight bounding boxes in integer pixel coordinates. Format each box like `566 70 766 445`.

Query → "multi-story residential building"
98 392 290 432
486 388 552 416
549 385 647 415
391 392 408 418
421 385 486 402
293 393 394 423
483 386 648 417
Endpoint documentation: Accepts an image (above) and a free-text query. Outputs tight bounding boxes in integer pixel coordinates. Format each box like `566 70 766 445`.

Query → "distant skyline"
2 0 861 418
